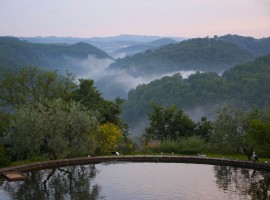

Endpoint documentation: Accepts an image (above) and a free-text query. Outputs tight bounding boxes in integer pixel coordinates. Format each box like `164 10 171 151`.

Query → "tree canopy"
143 103 197 142
6 99 98 160
0 67 76 110
122 53 270 130
109 37 257 75
0 37 111 74
0 67 127 161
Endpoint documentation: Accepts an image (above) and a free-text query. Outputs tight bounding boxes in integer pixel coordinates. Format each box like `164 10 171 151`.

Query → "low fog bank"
66 54 198 99
96 69 198 99
64 55 115 81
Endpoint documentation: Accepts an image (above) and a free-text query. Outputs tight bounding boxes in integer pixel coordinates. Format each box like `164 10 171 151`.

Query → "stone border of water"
0 156 269 174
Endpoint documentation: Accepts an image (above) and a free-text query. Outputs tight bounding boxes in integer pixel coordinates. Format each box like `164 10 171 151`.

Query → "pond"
0 162 270 200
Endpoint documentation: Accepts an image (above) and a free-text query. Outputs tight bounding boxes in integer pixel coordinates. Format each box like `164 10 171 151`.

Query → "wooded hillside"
122 53 270 129
109 35 270 76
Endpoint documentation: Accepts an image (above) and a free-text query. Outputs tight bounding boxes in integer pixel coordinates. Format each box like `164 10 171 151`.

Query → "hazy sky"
0 0 269 38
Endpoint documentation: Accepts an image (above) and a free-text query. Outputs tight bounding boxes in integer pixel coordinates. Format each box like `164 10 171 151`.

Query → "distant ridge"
19 34 186 54
219 34 270 57
109 36 261 75
0 36 112 74
111 38 178 58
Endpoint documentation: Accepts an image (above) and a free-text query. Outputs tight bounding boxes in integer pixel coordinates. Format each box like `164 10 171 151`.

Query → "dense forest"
109 35 270 76
122 53 270 130
219 34 270 57
0 37 111 74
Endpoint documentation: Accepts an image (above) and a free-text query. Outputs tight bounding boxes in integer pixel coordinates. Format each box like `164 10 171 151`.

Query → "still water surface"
0 162 269 200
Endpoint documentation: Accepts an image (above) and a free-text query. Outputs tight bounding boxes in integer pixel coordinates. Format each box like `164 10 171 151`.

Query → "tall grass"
143 136 211 155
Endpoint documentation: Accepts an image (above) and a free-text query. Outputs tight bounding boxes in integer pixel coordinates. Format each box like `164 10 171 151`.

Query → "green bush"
0 145 10 167
178 136 207 154
158 140 179 154
143 136 209 155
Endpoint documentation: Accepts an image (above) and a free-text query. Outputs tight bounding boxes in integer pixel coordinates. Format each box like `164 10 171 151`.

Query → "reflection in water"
213 165 270 199
0 163 269 200
0 165 101 200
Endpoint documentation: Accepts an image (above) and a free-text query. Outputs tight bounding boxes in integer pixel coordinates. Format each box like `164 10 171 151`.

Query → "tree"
0 144 10 167
0 67 76 110
5 99 98 160
246 119 270 157
0 109 12 137
72 79 102 110
210 107 251 153
143 103 196 142
72 79 128 136
95 123 123 154
195 116 213 141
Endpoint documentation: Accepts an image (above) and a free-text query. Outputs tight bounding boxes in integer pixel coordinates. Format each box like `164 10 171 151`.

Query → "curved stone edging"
0 156 269 174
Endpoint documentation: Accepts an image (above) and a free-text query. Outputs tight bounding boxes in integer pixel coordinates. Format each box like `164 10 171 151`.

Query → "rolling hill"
219 34 270 57
19 34 186 55
109 35 270 76
110 38 178 58
0 37 112 74
121 53 270 135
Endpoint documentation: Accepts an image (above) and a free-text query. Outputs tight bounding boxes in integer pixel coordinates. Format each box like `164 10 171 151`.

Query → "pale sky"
0 0 269 38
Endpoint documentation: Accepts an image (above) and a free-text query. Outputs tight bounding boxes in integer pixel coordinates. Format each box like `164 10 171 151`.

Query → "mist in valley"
67 54 199 99
65 54 217 136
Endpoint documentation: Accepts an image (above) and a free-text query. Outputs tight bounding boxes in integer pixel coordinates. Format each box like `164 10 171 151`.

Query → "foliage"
0 67 76 110
72 79 103 110
5 99 98 160
72 79 128 136
0 66 131 161
209 107 252 154
195 117 213 141
117 137 138 154
219 34 270 57
143 103 196 142
0 36 111 73
0 145 10 167
122 53 270 131
246 118 270 157
95 123 123 154
178 136 208 154
143 136 208 155
109 37 257 75
147 140 178 154
0 110 12 137
142 104 270 157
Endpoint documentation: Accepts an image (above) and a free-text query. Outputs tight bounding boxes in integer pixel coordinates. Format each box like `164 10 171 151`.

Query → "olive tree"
6 99 98 160
0 67 76 110
246 107 270 157
210 107 251 153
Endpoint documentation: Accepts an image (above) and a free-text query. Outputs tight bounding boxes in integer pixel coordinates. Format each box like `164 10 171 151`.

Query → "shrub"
158 140 179 154
178 136 207 154
95 123 123 154
0 145 10 167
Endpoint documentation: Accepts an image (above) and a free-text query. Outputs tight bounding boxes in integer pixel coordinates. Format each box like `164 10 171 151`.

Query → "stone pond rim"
0 156 269 174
